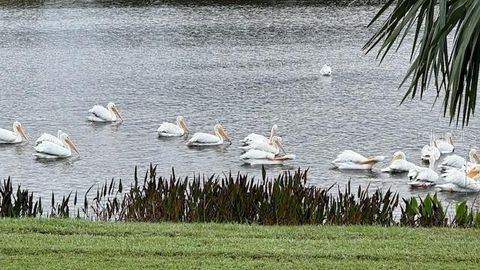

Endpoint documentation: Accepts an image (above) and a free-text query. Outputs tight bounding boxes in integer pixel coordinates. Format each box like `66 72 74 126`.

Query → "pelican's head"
176 116 189 133
57 130 64 137
107 102 123 121
215 124 231 144
13 121 28 142
269 124 278 140
60 134 79 155
392 151 406 161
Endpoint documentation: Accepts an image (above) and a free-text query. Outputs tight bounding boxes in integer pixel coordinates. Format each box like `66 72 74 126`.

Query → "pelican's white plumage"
437 166 480 192
381 151 418 173
421 144 440 162
34 133 79 159
0 121 28 144
320 64 332 76
435 133 454 154
186 124 231 146
239 136 285 155
332 150 385 170
240 149 296 165
35 130 64 146
157 116 189 137
408 156 439 187
241 125 278 145
88 102 123 122
439 149 479 171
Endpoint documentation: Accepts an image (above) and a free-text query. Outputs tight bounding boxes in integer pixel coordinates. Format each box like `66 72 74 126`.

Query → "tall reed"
1 165 480 227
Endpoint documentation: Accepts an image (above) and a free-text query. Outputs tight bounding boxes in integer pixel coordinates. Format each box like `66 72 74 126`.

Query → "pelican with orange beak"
241 124 278 146
34 133 79 159
87 102 123 122
157 116 189 137
437 165 480 192
186 124 231 146
0 121 28 144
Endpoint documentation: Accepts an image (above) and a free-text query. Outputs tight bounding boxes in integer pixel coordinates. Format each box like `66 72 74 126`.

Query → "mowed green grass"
0 219 480 269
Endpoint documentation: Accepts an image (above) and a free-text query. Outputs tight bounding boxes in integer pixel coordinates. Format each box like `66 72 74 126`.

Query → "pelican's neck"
214 129 224 143
269 126 276 141
428 159 436 170
108 107 118 120
13 127 20 137
60 139 69 151
11 124 22 141
448 136 453 145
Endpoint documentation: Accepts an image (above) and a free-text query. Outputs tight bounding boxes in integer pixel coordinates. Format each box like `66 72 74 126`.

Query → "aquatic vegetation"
1 165 480 227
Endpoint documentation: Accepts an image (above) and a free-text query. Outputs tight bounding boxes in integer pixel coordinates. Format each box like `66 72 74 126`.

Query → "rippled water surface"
1 4 479 207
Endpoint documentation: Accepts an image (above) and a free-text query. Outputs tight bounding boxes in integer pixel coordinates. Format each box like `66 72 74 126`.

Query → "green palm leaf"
365 0 480 126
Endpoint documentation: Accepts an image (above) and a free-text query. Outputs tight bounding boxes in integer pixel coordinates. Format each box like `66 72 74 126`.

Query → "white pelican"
437 166 480 193
34 133 79 159
157 116 189 137
186 124 231 147
420 139 440 162
435 132 454 154
439 149 479 171
320 64 332 76
239 136 285 155
35 130 65 146
331 150 385 170
240 149 296 165
407 156 439 188
87 102 123 122
0 121 28 144
241 124 278 145
381 151 418 173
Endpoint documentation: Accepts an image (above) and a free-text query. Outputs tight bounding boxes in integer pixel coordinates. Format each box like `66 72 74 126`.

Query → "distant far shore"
0 0 388 8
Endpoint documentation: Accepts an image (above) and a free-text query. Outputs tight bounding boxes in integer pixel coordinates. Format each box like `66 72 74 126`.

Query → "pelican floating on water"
240 149 295 165
320 64 332 76
186 124 231 147
157 116 189 137
381 151 418 173
435 132 454 154
421 136 440 162
87 102 123 122
34 133 79 159
407 156 439 188
439 149 479 171
239 136 285 155
0 121 28 144
437 165 480 193
331 150 385 170
241 124 278 145
35 130 65 146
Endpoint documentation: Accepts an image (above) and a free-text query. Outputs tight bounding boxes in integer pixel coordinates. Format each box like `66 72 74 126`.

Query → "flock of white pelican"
2 99 477 193
156 118 296 165
332 133 480 193
0 102 295 166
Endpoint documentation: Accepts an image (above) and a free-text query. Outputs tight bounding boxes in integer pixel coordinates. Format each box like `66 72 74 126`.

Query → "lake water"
1 4 479 209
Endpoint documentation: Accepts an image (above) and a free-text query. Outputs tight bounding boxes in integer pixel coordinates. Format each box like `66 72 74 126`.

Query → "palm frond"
365 0 480 126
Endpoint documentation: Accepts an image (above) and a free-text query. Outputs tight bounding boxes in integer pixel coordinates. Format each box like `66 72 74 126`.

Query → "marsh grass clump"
2 165 480 227
88 165 400 225
0 177 42 218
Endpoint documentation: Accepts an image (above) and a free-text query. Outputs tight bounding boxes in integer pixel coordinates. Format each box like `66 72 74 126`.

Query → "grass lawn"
0 219 480 269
